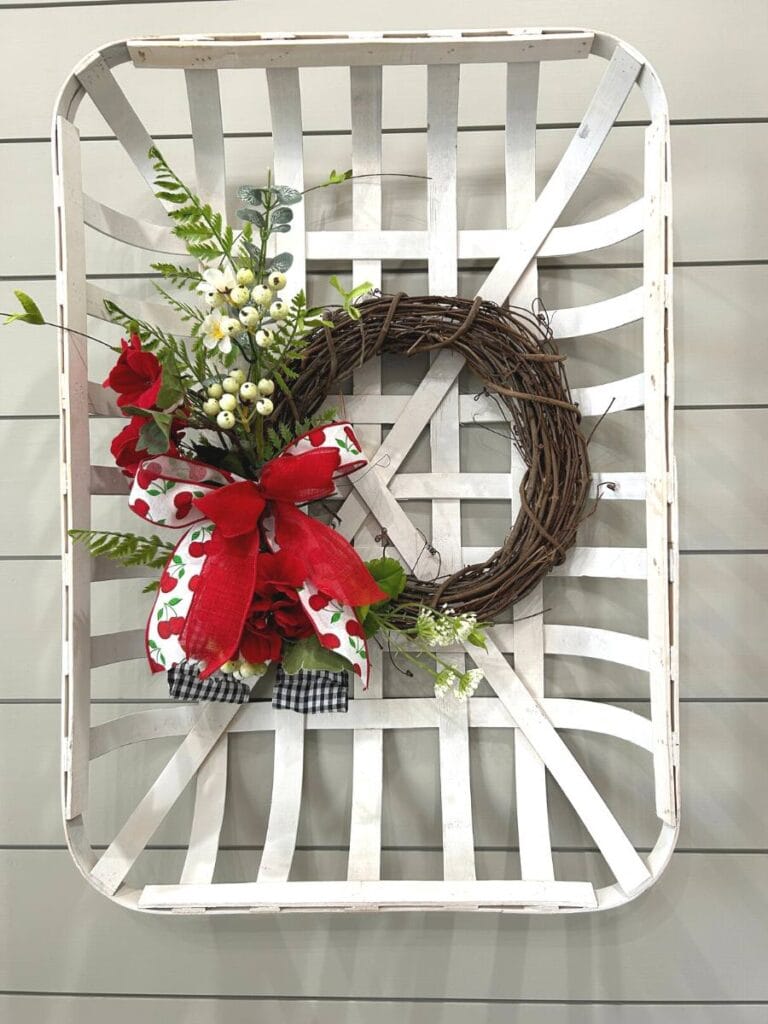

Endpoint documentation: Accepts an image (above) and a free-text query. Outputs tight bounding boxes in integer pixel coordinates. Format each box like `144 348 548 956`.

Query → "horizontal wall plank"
0 701 764 850
3 0 768 140
1 849 767 1000
0 995 764 1024
1 124 766 279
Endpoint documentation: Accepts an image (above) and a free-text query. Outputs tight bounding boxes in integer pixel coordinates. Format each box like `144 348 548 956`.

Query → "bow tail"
145 523 214 674
298 581 370 689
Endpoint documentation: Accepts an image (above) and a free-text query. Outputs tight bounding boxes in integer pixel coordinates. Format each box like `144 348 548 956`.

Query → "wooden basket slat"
347 62 385 883
55 29 678 913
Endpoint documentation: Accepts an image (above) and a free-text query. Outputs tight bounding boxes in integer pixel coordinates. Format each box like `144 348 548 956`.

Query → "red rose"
239 551 314 663
103 333 163 410
111 416 181 478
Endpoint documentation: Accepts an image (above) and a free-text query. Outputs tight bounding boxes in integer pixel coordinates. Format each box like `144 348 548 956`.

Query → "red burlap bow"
129 422 386 679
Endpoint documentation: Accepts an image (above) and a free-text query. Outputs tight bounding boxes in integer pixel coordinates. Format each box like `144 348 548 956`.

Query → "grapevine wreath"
4 150 591 708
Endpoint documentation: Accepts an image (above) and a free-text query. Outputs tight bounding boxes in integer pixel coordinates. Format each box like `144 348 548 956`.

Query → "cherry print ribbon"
129 422 386 683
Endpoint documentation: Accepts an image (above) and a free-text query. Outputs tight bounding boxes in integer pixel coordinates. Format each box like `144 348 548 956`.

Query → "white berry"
216 411 235 430
239 306 260 329
222 376 240 394
202 398 220 417
255 398 274 416
219 393 237 412
206 382 223 399
257 378 275 396
251 284 273 307
229 286 250 307
255 328 275 348
229 368 246 385
220 660 238 674
239 381 259 403
269 299 289 320
236 268 255 286
267 271 286 291
220 316 241 337
238 659 266 679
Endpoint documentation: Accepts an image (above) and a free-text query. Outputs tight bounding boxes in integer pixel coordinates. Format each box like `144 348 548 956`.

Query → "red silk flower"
239 550 315 664
103 332 163 410
111 416 181 478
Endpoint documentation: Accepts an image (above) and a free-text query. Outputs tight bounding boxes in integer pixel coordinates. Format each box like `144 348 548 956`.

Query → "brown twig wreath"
274 293 592 619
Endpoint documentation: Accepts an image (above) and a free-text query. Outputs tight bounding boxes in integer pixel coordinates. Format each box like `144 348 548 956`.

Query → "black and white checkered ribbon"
272 666 349 714
167 661 349 714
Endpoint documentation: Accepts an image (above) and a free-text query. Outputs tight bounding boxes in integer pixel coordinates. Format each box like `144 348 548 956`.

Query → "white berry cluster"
202 368 276 429
220 656 268 680
198 267 289 355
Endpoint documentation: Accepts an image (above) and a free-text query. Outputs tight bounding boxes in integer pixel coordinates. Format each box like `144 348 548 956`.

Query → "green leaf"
365 556 407 603
155 349 185 410
138 411 172 455
324 168 353 186
4 290 45 326
237 186 264 206
271 207 293 225
466 627 487 651
281 635 351 676
273 185 302 204
237 208 265 227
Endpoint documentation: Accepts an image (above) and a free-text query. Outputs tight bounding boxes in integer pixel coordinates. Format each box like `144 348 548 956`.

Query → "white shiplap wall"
1 1 767 1020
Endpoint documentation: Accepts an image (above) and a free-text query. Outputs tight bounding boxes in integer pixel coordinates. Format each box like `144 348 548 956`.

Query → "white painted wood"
55 116 91 822
480 46 642 305
83 195 186 255
257 712 305 883
128 30 595 71
266 67 306 297
53 28 678 916
347 62 385 883
87 283 188 335
139 878 598 912
184 69 231 224
180 731 229 885
90 700 242 895
74 54 162 204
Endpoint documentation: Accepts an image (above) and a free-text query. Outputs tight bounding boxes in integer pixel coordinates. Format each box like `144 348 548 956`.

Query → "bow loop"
193 480 267 538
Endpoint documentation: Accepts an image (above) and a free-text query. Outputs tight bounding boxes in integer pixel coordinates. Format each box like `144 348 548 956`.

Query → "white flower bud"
222 376 240 394
219 393 237 412
238 659 266 679
216 410 236 430
220 660 238 674
206 382 223 399
251 284 273 307
236 268 255 286
229 369 246 385
267 271 286 291
202 398 220 417
257 378 275 396
239 306 260 329
255 328 275 348
269 299 289 320
239 382 259 403
255 398 274 416
229 285 250 307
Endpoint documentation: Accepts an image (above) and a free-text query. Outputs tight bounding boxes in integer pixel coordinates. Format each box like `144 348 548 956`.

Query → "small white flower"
255 397 274 416
257 378 275 396
269 299 289 320
229 285 251 307
433 668 457 696
457 668 483 698
196 266 236 303
251 284 273 307
239 306 261 329
201 310 234 354
452 612 478 643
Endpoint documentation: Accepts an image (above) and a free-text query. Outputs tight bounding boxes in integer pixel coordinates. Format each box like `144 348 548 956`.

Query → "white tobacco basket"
56 29 678 914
